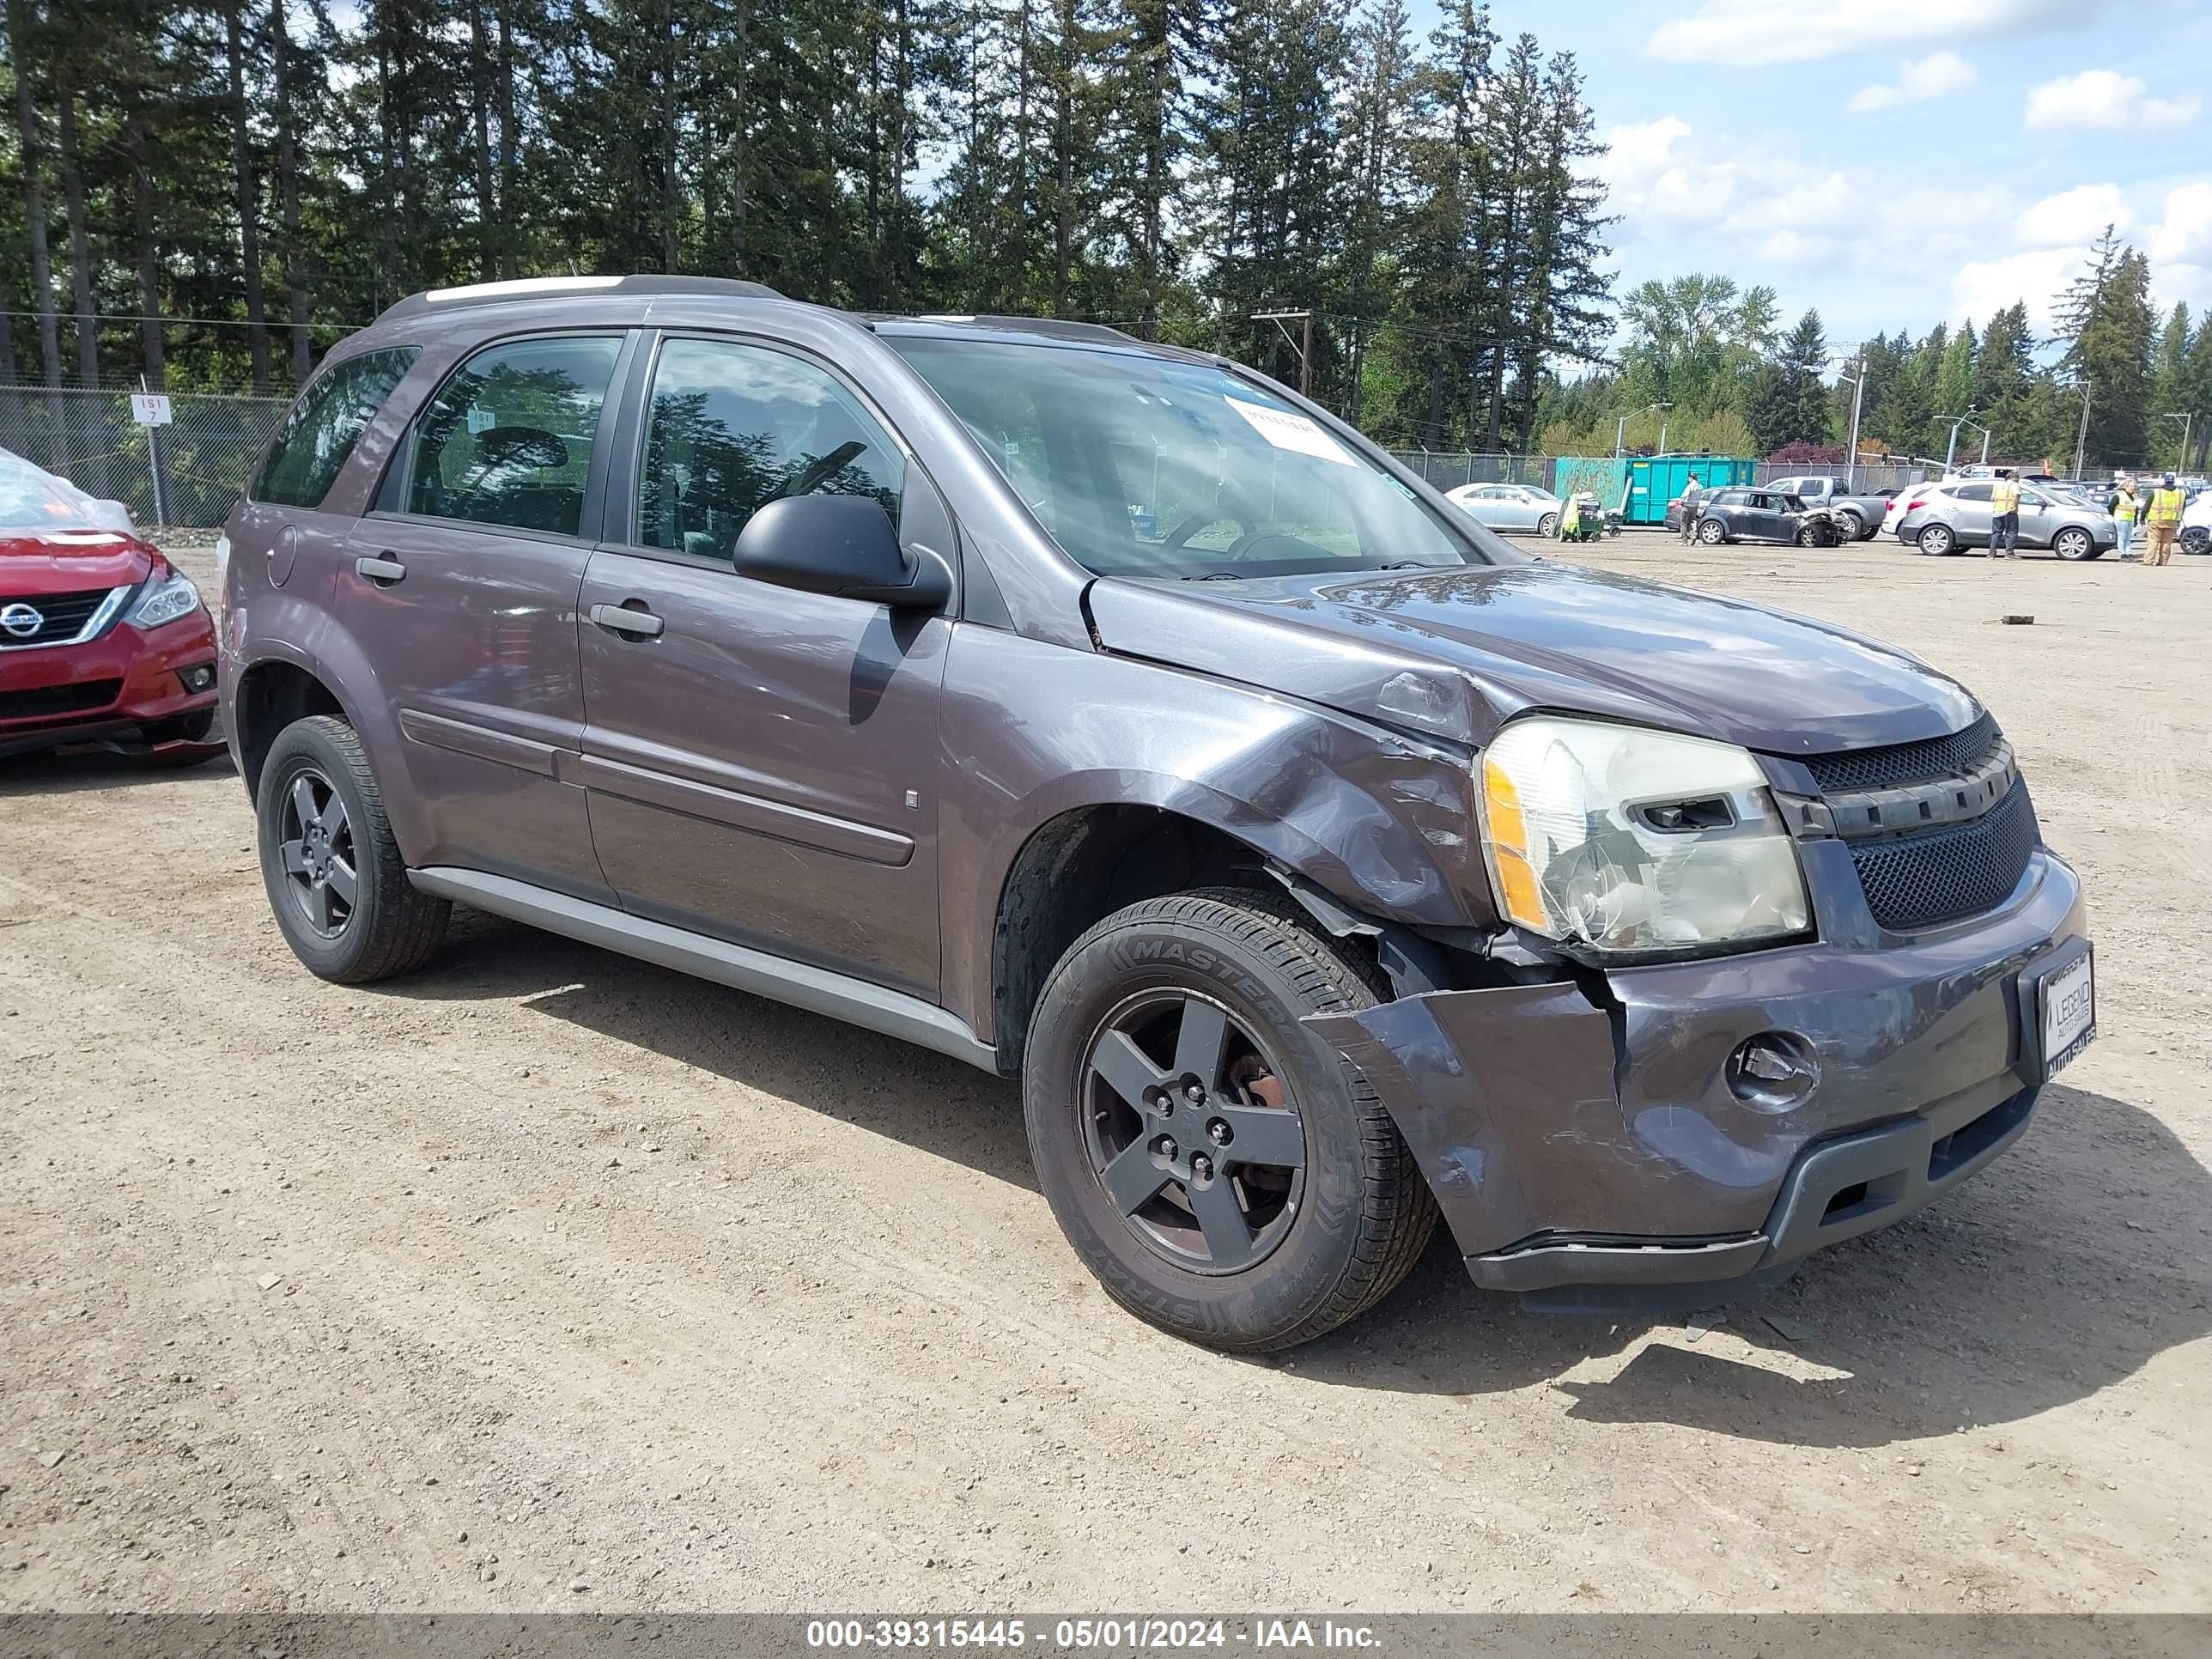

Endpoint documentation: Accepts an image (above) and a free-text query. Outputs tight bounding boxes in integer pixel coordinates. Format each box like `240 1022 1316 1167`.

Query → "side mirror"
731 495 951 611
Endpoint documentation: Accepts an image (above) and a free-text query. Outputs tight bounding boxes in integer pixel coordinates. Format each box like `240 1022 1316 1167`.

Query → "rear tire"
1023 886 1437 1352
255 714 449 983
2183 526 2210 556
1838 508 1865 540
1917 523 1957 556
1696 517 1727 545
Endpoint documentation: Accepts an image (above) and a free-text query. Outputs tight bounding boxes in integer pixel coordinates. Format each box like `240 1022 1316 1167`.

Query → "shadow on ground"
0 744 233 798
380 911 2209 1449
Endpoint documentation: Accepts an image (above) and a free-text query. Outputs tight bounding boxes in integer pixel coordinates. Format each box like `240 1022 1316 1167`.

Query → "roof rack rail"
893 313 1142 346
374 273 785 324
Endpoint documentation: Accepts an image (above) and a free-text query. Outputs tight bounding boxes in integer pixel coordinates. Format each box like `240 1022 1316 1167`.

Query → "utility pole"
2161 410 2194 471
2072 380 2092 480
1836 353 1866 488
1252 310 1314 398
1656 404 1674 458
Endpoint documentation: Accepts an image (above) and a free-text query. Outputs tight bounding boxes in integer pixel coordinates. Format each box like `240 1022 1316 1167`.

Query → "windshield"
1 447 134 533
887 336 1502 580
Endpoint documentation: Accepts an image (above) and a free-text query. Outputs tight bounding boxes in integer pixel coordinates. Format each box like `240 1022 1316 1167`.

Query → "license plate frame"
2022 939 2095 1082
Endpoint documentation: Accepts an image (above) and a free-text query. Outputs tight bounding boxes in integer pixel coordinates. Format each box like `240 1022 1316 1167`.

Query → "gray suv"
1895 480 2116 559
219 276 2094 1351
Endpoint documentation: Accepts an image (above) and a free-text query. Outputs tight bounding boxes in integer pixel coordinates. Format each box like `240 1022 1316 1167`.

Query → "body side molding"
406 866 996 1071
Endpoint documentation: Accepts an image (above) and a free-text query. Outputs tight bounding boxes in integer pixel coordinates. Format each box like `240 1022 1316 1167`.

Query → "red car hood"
0 529 157 595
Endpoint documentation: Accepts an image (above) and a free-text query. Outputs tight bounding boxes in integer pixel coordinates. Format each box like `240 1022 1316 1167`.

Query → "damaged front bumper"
1308 848 2088 1313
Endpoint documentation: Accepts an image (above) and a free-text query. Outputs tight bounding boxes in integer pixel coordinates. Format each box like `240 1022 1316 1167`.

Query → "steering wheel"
1161 506 1256 552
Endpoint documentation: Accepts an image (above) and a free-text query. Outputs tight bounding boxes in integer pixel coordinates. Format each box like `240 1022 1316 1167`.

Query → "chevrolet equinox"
219 275 2094 1351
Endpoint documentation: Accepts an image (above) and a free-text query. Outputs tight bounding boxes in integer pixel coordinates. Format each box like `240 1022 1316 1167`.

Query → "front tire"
2053 526 2100 561
1838 507 1866 540
1023 887 1437 1352
2183 526 2210 556
255 714 449 983
1535 513 1559 538
1917 522 1957 556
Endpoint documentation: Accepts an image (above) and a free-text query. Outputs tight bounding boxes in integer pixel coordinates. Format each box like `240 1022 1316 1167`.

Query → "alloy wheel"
1079 990 1306 1275
276 766 359 938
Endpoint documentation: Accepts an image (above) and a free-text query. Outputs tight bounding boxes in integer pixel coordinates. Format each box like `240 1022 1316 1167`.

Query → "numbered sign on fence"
130 392 174 427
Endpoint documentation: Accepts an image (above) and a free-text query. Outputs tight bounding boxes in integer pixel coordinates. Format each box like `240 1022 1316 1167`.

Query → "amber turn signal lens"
1481 756 1548 930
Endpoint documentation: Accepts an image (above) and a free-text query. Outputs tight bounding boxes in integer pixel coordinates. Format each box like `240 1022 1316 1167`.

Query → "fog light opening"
178 664 216 693
1726 1031 1818 1111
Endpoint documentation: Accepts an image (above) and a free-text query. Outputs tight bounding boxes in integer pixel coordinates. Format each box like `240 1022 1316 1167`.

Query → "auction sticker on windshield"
1225 397 1356 466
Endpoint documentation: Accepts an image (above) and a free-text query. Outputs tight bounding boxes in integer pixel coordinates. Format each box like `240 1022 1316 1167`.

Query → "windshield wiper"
1179 571 1245 581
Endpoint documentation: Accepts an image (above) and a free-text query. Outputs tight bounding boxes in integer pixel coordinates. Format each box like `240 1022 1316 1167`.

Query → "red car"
1 452 218 761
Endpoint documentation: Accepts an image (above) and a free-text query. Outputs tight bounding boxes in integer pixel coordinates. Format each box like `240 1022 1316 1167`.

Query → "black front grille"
0 586 118 646
1850 781 2039 931
1802 712 2001 793
0 678 123 722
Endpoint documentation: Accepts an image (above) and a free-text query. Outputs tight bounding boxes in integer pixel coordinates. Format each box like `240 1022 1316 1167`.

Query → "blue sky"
1458 0 2212 351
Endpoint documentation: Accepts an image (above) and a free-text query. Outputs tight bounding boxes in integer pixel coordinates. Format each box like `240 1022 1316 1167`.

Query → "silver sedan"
1443 482 1564 536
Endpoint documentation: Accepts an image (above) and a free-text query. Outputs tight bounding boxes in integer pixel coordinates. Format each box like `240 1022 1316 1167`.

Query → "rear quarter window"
251 347 420 509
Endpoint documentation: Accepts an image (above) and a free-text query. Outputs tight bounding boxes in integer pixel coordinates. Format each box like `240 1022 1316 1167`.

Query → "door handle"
354 555 407 585
590 602 665 639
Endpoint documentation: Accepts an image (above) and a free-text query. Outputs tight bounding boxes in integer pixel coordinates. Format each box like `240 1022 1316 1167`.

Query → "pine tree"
1746 307 1828 454
2057 231 2156 468
1935 319 1973 425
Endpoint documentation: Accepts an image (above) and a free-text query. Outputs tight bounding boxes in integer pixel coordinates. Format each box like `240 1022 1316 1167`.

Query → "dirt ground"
3 532 2209 1616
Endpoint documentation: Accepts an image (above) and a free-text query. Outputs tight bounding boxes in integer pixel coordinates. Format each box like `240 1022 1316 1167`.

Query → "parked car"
1444 480 1563 536
1668 486 1844 546
1760 475 1893 540
2183 488 2211 556
1891 480 2116 559
221 276 2093 1352
1 447 219 761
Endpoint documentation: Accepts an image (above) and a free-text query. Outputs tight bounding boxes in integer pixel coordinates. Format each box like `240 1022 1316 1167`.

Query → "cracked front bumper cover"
1305 848 2087 1310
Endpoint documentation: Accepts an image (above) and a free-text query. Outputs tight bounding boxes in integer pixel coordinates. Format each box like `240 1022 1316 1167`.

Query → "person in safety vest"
2108 474 2139 560
1559 492 1583 538
2143 472 2186 567
1989 469 2022 562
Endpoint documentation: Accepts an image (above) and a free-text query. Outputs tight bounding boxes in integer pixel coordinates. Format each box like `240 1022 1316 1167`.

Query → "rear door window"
252 347 419 509
403 335 623 537
1953 483 1992 502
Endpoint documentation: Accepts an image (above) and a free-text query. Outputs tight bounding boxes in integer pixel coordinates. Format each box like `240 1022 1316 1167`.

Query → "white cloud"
1649 0 2096 68
2150 182 2212 265
2017 183 2135 246
2148 183 2212 310
2024 70 2202 131
1601 113 2014 276
1848 50 1979 112
1950 247 2089 331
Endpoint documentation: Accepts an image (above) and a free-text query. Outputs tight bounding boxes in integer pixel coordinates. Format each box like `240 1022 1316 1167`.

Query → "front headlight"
128 567 203 629
1479 715 1810 957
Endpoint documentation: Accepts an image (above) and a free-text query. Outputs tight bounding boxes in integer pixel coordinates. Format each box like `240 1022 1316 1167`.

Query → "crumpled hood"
1085 560 1981 755
0 529 156 598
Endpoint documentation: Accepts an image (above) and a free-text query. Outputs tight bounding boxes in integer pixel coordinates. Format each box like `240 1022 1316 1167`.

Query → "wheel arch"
233 653 354 799
982 795 1459 1081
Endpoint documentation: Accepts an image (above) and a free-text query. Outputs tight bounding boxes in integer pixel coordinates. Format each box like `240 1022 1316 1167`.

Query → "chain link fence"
0 388 1942 535
0 385 286 530
1387 451 1561 493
